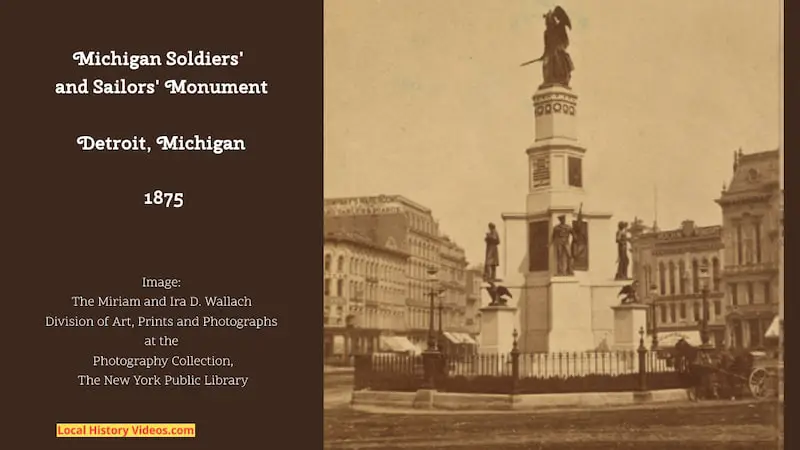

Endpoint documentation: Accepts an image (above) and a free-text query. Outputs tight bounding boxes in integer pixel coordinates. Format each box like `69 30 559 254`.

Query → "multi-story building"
323 195 472 355
716 149 781 349
323 215 411 359
437 236 471 348
631 220 725 347
464 266 484 335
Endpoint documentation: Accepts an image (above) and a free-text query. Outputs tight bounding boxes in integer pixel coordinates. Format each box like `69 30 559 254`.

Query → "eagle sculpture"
486 282 513 306
618 281 640 304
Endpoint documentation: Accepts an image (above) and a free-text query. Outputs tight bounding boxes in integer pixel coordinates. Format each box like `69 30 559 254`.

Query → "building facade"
323 226 410 359
323 195 472 357
464 266 484 336
631 220 725 347
437 236 471 348
716 149 781 350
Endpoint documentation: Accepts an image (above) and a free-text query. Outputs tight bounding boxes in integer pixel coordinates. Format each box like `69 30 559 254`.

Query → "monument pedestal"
477 305 517 355
548 276 595 352
498 78 631 356
611 304 649 351
521 276 596 353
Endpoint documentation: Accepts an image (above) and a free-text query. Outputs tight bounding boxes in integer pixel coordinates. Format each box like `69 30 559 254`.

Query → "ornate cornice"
324 233 411 259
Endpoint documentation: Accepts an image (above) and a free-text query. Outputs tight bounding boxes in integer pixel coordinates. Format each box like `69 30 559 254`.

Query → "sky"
323 0 782 265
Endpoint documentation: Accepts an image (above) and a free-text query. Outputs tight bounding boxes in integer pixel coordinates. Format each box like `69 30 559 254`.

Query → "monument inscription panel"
531 156 550 189
568 156 582 187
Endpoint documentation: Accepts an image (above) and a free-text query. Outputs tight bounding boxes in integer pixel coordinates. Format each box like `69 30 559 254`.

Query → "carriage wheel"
749 368 769 398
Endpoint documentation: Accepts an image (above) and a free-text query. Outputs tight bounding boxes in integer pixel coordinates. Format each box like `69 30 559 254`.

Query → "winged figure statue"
520 5 574 87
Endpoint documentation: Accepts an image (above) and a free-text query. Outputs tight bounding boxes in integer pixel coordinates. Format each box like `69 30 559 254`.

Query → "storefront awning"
454 332 477 345
393 335 420 354
656 330 710 348
765 315 780 339
378 335 422 354
443 332 461 344
379 336 406 352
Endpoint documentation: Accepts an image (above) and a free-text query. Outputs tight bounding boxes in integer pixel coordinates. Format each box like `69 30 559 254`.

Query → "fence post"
510 329 520 394
637 326 647 391
353 354 371 390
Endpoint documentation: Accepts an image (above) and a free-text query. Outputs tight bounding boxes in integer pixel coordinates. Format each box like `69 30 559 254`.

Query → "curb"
348 396 768 416
351 388 693 413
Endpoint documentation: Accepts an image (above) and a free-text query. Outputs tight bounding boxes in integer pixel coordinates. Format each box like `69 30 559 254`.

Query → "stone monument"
477 224 518 355
611 281 649 351
502 5 627 353
478 281 517 355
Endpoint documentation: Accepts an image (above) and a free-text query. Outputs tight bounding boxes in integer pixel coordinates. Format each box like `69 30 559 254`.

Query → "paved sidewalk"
325 399 782 449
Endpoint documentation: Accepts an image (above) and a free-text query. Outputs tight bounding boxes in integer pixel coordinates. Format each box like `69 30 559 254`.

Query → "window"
747 282 755 305
324 279 331 296
764 282 771 304
660 304 667 323
336 279 343 297
748 319 761 348
678 260 687 294
325 255 332 272
693 302 701 321
679 302 686 319
659 262 666 295
736 224 743 265
668 262 676 295
669 303 676 323
712 258 720 291
730 283 738 306
692 260 700 293
755 221 762 263
337 256 344 273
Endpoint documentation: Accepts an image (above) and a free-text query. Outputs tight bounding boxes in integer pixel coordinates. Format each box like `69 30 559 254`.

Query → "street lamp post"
422 268 442 389
698 262 711 348
649 284 659 349
426 268 439 351
437 295 444 352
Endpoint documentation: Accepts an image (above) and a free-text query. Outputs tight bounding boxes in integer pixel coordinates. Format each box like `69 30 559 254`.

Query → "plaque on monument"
568 156 582 187
531 156 550 188
528 220 550 272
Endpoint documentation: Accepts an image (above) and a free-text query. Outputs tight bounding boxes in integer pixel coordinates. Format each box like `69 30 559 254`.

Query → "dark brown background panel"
529 220 550 272
1 1 322 449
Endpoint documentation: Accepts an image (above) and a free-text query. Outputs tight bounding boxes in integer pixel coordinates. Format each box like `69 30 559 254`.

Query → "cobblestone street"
324 374 783 449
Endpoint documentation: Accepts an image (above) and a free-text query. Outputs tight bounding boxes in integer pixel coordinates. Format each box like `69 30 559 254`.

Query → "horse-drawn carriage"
670 340 781 400
747 350 782 399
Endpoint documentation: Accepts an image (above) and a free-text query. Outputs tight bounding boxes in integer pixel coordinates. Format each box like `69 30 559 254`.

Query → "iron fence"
353 347 681 394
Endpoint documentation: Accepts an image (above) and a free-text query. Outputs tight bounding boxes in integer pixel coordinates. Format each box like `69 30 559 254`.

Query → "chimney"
681 220 695 236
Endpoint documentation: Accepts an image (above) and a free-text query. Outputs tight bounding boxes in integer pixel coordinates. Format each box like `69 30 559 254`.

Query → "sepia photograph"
323 0 783 448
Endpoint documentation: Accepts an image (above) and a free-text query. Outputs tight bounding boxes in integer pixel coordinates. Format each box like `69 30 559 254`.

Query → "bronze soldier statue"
615 221 631 280
571 203 588 270
551 215 574 276
483 223 500 282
